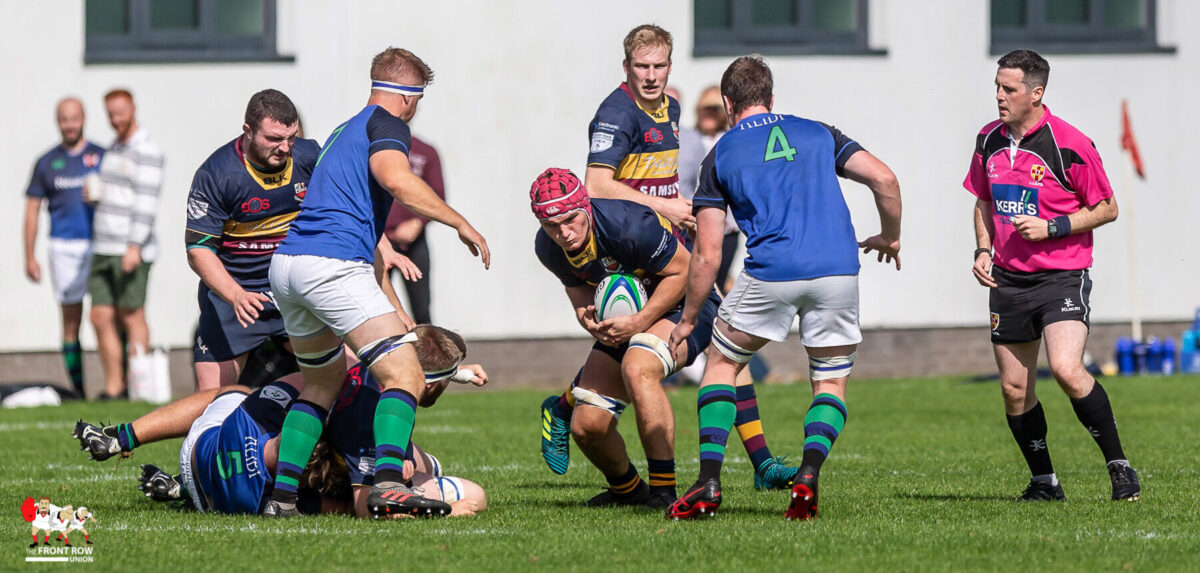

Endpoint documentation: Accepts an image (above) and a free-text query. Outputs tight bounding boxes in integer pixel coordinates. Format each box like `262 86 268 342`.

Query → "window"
990 0 1172 54
693 0 881 56
85 0 291 63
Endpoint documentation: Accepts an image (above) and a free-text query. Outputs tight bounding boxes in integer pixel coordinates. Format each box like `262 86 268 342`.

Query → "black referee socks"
1006 401 1055 477
1070 381 1128 464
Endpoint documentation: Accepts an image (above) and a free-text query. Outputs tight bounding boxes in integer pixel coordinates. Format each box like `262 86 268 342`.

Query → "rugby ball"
594 273 646 322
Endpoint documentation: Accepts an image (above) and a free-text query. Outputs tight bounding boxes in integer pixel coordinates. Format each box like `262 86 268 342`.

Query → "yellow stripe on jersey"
243 154 294 190
615 149 679 181
565 231 599 269
222 211 298 239
653 212 672 233
635 96 671 123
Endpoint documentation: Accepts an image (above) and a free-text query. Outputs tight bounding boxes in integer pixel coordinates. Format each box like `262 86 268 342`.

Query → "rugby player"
666 56 903 521
544 26 797 491
531 168 722 508
74 325 487 517
24 98 104 398
266 47 489 518
184 90 318 390
966 50 1138 502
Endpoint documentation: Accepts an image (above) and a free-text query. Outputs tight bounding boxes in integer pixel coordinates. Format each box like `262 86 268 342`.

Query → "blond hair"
370 47 434 86
623 24 672 62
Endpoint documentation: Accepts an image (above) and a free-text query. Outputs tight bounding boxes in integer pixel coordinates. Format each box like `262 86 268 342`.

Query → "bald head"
56 97 85 148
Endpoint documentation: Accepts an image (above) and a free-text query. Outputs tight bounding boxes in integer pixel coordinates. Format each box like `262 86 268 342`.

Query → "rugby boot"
1017 478 1066 501
582 480 649 507
1109 462 1141 501
666 478 721 519
785 472 819 521
72 420 126 461
138 464 184 502
754 455 800 490
262 500 301 518
368 482 451 518
540 394 571 475
643 488 678 510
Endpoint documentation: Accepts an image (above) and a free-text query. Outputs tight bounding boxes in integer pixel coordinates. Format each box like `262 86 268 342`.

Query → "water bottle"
1132 340 1149 375
1162 337 1176 376
1182 330 1197 373
1145 337 1162 374
1116 337 1134 376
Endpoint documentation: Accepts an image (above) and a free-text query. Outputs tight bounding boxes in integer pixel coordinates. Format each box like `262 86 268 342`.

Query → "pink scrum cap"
529 168 592 220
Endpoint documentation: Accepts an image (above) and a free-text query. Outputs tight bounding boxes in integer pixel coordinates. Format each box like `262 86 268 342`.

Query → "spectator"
677 86 738 292
383 134 444 324
86 89 164 400
23 97 105 398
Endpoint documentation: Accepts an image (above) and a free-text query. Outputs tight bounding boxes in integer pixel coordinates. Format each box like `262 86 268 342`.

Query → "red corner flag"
1121 100 1145 179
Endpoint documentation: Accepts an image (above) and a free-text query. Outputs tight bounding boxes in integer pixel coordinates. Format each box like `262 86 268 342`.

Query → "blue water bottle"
1133 340 1149 375
1182 330 1197 373
1146 337 1162 374
1162 337 1176 375
1116 337 1134 376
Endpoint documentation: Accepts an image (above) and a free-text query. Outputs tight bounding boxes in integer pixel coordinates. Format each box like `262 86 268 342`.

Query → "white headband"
371 80 425 95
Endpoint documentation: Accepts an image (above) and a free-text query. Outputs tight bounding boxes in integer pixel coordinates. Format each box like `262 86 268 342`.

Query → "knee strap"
628 332 677 377
571 387 629 421
358 332 418 370
295 345 345 369
712 327 755 364
810 352 856 381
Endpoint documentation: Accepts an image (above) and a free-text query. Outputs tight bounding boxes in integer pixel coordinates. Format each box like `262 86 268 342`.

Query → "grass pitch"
4 374 1198 572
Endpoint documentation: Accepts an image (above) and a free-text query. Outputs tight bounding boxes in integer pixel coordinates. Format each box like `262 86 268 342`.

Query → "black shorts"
194 283 290 363
989 265 1092 344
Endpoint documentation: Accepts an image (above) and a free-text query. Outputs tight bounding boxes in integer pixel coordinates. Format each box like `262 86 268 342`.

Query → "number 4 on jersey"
763 125 798 163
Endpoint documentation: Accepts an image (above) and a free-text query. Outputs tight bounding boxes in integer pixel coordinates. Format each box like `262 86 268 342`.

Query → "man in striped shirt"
86 88 164 400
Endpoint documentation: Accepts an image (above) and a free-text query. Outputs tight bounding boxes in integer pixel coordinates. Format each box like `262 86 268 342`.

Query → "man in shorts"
532 168 722 509
667 55 903 521
265 47 489 518
966 49 1138 502
185 89 319 389
23 97 104 398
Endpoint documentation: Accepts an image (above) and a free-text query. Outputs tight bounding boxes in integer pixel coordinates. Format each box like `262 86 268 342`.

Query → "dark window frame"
693 0 884 57
85 0 293 64
990 0 1175 55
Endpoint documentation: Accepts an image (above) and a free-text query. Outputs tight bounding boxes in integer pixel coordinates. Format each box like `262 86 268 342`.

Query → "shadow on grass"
513 481 592 490
896 492 1010 502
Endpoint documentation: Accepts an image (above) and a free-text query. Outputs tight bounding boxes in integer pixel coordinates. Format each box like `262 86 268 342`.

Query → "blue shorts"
194 283 289 362
592 290 721 368
189 382 297 514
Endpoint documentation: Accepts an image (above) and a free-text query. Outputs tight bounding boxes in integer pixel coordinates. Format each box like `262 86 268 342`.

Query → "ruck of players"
54 24 1140 528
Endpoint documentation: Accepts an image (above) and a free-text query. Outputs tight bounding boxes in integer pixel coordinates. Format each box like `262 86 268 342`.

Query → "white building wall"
0 1 1194 351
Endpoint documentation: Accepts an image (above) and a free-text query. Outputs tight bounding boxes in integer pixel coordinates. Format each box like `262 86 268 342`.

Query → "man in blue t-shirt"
266 47 489 519
667 56 903 522
184 89 320 390
23 97 105 398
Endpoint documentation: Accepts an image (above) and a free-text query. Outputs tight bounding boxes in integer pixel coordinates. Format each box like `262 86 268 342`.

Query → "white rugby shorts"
269 254 396 339
48 238 92 304
718 271 862 346
179 391 247 513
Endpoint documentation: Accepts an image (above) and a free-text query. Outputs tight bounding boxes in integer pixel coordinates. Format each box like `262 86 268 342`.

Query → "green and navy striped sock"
373 389 418 486
272 400 327 503
62 341 83 396
116 423 139 452
697 384 737 483
800 393 847 476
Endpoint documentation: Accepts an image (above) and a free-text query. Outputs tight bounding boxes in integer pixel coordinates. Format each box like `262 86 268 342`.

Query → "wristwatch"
1047 218 1059 238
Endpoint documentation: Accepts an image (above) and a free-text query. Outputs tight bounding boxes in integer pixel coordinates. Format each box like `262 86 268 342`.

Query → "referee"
965 49 1138 502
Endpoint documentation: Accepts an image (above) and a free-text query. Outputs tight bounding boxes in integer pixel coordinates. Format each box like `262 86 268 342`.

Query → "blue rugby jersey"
276 106 411 264
694 113 863 281
326 364 383 486
587 84 681 199
191 406 276 514
534 198 679 297
25 142 104 240
185 137 319 290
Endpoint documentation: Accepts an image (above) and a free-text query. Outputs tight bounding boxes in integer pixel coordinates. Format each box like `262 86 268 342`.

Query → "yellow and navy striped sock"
606 462 643 498
800 393 847 475
647 458 676 495
734 383 774 470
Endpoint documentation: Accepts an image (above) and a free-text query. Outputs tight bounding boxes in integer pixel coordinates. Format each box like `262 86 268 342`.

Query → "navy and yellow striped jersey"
534 198 678 296
185 137 320 291
587 84 681 199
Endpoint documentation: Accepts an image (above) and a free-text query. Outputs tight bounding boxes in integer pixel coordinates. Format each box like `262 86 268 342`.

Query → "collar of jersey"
237 137 293 190
564 230 599 268
1000 105 1052 141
